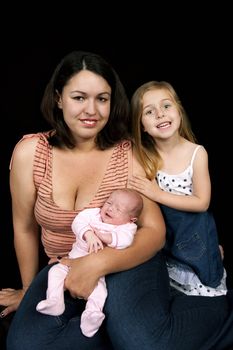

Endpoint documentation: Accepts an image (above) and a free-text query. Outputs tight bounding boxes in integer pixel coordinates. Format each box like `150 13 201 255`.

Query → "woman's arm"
64 196 165 299
0 138 40 316
62 149 166 299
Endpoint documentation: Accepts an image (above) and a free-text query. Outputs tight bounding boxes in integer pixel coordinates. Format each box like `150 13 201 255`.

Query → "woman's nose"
85 100 96 115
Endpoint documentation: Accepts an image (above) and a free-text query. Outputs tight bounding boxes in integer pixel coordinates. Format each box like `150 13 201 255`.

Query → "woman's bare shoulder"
132 146 146 177
10 135 40 170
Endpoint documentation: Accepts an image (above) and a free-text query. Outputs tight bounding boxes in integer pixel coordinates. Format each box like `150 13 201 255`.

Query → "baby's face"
100 192 133 225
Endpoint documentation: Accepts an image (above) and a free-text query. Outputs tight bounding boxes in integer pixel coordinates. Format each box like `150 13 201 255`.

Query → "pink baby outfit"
37 207 137 337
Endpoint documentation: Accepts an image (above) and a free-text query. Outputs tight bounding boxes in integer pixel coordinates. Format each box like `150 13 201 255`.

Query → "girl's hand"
129 175 160 201
0 288 26 317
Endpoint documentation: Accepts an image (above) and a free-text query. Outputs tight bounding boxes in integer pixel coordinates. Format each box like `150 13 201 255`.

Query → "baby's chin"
103 217 113 224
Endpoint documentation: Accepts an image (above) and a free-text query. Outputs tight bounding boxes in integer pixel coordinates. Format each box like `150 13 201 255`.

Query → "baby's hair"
116 188 143 217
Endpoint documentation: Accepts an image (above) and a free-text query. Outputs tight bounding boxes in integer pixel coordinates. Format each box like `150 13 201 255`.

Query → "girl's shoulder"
189 143 207 168
184 139 205 151
183 140 206 159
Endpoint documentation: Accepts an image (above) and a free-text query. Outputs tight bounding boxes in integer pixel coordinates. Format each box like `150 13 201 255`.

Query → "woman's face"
57 70 111 142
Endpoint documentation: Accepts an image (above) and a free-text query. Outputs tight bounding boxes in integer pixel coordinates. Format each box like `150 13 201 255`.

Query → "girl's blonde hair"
130 81 197 180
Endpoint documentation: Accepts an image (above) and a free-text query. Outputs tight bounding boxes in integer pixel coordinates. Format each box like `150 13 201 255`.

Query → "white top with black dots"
156 145 227 296
156 145 201 195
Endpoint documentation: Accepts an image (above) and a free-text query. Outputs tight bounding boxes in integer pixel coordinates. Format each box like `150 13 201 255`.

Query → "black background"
1 6 232 289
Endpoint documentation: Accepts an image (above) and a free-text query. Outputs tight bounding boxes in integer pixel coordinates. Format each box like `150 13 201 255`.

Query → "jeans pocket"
175 232 206 261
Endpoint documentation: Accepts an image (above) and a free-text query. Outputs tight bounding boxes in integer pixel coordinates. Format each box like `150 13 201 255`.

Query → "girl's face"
57 70 111 143
141 89 181 140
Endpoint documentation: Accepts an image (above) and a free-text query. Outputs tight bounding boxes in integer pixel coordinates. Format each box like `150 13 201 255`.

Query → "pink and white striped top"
11 131 132 258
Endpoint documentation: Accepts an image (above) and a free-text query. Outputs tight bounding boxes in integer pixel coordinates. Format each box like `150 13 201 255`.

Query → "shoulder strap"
9 132 52 190
190 145 202 167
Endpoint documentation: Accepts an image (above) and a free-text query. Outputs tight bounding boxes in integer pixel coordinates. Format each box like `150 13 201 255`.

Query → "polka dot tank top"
156 145 202 195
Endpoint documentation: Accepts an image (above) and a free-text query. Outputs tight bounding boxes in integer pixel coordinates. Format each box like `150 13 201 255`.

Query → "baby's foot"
80 310 105 337
36 299 65 316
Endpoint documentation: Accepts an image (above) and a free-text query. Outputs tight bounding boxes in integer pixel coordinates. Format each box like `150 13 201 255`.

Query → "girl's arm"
129 147 211 212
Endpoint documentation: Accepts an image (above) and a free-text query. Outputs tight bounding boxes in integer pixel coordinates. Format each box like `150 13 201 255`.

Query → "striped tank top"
12 131 132 258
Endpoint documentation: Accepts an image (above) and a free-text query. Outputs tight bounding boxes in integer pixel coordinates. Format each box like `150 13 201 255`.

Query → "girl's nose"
156 107 165 119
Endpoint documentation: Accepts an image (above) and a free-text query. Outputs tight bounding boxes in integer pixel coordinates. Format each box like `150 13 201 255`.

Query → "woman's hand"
60 254 103 300
0 288 26 317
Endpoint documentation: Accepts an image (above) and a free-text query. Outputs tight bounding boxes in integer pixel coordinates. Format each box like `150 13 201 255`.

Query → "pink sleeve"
71 208 100 240
108 223 137 249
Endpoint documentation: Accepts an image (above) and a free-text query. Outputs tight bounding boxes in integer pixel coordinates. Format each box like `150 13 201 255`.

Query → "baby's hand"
95 230 112 245
84 230 104 253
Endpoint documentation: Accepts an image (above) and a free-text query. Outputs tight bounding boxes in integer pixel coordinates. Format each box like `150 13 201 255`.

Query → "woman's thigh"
7 264 113 350
8 256 233 350
105 252 170 349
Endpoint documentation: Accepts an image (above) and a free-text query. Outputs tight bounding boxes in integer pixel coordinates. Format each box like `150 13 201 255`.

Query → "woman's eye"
75 96 85 101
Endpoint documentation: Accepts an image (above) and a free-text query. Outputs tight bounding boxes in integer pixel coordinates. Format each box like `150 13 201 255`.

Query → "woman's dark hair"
41 51 130 149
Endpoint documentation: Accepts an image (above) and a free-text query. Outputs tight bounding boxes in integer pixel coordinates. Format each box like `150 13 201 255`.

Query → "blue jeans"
160 205 224 287
7 253 233 350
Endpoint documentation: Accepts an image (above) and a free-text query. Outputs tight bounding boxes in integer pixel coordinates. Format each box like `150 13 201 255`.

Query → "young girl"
129 80 227 297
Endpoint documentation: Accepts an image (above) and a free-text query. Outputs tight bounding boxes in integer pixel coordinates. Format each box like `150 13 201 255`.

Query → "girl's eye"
144 109 156 117
162 103 172 110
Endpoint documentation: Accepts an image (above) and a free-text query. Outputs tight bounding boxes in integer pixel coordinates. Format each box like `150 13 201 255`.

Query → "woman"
3 51 165 349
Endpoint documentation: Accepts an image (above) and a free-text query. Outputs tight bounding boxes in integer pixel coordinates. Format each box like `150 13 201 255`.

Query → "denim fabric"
160 204 224 287
7 263 113 350
105 253 233 350
7 254 233 350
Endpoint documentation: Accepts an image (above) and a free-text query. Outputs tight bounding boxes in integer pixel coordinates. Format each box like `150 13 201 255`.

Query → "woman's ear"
56 90 62 109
